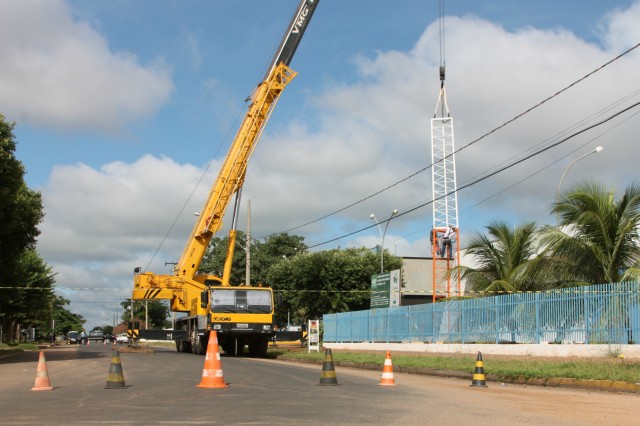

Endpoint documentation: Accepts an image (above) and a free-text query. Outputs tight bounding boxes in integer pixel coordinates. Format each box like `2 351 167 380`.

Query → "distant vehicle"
67 331 79 344
116 333 129 344
87 330 103 341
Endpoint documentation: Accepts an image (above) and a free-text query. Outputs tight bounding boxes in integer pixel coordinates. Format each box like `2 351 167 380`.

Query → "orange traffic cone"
197 331 228 389
378 350 396 386
31 351 53 391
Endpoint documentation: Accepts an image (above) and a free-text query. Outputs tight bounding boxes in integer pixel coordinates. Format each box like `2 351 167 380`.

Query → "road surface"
0 344 637 425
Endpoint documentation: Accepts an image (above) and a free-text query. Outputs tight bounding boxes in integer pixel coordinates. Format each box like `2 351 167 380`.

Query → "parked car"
116 333 129 344
67 331 79 344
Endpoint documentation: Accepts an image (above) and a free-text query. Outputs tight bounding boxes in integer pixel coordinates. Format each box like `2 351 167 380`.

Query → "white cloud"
599 1 640 51
0 0 173 132
39 154 217 327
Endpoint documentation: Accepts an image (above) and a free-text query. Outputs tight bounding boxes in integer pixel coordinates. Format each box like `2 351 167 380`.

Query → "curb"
277 357 640 394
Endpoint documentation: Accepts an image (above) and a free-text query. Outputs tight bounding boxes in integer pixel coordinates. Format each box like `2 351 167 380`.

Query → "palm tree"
544 181 640 284
457 221 548 294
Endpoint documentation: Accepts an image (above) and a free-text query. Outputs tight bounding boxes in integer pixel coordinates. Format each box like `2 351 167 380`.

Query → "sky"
2 0 639 329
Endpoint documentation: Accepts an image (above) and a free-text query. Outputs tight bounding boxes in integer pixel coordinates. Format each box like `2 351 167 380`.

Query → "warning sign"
308 319 320 353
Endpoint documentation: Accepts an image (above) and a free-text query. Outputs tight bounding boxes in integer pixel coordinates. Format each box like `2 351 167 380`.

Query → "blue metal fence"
323 282 640 344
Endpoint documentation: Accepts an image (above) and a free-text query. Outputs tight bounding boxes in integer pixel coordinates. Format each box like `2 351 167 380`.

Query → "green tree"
544 181 640 284
268 247 401 326
120 299 170 329
50 295 85 336
199 231 307 285
251 233 306 284
0 115 45 341
456 221 550 294
199 232 247 285
18 250 57 339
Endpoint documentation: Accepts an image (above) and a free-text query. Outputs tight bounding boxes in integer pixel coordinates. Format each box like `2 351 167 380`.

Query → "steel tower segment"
431 88 458 229
429 2 461 303
430 82 461 302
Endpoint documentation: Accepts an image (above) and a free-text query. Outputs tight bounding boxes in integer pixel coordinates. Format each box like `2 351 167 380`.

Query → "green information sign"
370 271 401 309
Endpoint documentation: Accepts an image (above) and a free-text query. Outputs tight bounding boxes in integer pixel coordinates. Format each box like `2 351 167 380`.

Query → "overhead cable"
273 41 640 238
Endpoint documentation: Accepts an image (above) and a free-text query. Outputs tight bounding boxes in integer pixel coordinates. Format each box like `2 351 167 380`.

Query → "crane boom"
131 0 319 357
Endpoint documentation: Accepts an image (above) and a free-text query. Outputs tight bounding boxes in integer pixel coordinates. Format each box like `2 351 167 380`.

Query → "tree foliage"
119 299 171 329
199 231 307 285
0 115 86 342
544 181 640 284
268 247 401 326
0 115 51 341
0 115 43 282
456 221 553 293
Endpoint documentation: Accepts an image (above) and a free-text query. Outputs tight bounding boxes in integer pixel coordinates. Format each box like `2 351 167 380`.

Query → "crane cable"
270 40 640 239
438 0 446 86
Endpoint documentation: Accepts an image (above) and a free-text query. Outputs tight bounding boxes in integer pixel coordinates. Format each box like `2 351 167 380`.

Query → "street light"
556 146 603 225
369 209 399 273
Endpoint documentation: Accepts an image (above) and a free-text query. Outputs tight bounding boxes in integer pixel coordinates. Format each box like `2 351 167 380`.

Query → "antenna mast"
430 0 461 301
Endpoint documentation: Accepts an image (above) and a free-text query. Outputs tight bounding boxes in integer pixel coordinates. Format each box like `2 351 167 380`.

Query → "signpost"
370 270 400 309
308 319 320 353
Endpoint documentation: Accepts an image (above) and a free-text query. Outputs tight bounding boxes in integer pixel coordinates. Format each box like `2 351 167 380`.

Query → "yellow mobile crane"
132 0 319 356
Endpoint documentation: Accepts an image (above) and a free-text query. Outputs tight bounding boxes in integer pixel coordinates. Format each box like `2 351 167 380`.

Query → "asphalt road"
0 343 638 425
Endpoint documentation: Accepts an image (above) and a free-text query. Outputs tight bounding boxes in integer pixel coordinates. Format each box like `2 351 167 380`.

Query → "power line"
271 41 640 239
305 100 640 249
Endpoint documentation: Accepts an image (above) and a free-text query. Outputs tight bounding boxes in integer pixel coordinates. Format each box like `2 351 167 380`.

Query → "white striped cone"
379 350 396 386
197 331 228 389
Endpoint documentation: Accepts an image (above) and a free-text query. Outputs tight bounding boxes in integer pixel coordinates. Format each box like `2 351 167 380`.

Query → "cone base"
378 382 397 386
196 383 229 389
105 383 127 389
31 386 53 391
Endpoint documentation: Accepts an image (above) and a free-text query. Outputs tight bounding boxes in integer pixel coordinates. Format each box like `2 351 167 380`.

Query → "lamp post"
556 146 603 225
369 209 399 273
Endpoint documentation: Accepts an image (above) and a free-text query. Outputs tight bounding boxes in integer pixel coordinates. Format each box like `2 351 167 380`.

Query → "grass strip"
272 349 640 384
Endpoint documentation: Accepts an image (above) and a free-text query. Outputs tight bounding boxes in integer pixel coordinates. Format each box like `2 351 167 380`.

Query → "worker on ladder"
440 225 455 259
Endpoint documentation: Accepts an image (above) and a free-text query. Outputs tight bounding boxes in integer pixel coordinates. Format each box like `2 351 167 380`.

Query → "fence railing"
323 282 640 344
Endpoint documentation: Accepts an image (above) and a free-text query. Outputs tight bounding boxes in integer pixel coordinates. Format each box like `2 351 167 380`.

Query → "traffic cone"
31 351 53 391
378 350 396 386
197 331 228 389
470 352 488 388
105 348 127 389
318 348 339 386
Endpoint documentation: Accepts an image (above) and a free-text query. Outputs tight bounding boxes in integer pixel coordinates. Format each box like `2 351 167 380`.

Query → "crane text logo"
212 316 231 322
292 3 311 34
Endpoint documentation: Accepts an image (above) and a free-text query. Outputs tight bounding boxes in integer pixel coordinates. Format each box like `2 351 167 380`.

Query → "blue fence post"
584 290 589 344
535 293 540 344
495 296 500 344
461 304 465 344
385 307 389 344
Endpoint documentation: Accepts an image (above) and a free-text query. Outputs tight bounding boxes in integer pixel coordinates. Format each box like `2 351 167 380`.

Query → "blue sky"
2 0 639 329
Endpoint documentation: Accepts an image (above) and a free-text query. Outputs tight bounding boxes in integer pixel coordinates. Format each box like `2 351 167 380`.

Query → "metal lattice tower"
431 87 458 230
430 64 461 302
